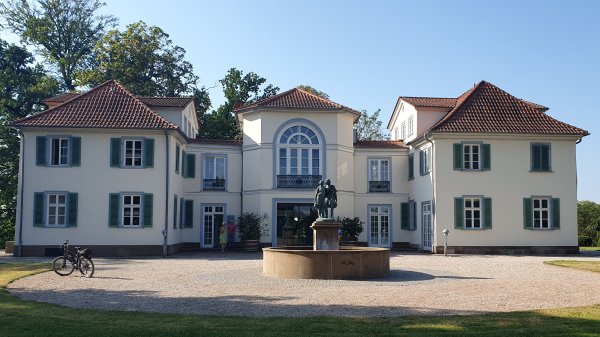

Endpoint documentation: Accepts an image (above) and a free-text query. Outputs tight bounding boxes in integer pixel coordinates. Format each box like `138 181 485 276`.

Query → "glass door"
202 205 224 248
369 206 390 247
422 202 432 251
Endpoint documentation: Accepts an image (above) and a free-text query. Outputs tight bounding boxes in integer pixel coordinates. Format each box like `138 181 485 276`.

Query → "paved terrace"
5 252 600 317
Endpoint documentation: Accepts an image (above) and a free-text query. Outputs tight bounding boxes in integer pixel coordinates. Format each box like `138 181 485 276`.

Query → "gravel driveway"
7 252 600 317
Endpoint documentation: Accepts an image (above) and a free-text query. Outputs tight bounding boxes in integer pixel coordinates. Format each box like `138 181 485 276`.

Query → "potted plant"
338 217 364 246
237 212 263 251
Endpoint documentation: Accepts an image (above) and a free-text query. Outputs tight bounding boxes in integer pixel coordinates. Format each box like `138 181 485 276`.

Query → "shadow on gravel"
8 287 489 317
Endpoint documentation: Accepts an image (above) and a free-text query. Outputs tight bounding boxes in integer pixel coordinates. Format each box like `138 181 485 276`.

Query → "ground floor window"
46 193 67 227
202 205 224 248
523 196 560 230
369 205 390 247
122 194 142 227
464 197 481 229
275 203 316 246
422 202 432 250
532 197 550 229
454 196 492 230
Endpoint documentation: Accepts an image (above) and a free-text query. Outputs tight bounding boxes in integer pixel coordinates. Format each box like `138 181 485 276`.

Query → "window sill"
525 228 559 231
529 170 554 173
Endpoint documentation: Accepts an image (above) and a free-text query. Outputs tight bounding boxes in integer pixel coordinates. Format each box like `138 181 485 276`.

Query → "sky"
4 0 600 202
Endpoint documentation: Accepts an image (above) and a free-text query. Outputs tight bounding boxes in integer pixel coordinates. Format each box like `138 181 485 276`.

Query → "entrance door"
276 203 317 246
422 202 432 251
369 205 390 247
202 205 224 248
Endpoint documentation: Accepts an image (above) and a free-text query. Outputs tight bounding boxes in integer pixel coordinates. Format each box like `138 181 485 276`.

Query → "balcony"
277 175 322 189
203 179 226 191
369 181 390 192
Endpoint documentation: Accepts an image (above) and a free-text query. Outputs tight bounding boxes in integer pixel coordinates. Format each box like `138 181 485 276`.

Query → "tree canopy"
578 200 600 247
0 39 60 246
77 21 199 97
297 85 329 99
198 68 279 139
354 109 389 141
0 0 117 90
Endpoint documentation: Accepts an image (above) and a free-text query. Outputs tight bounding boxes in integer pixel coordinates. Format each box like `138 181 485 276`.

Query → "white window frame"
368 159 390 182
532 197 551 229
122 139 144 168
421 146 431 175
464 197 482 229
463 144 481 170
203 155 227 190
48 136 70 166
368 205 391 247
422 201 432 250
407 116 414 136
202 204 225 248
277 125 321 176
394 128 399 140
400 122 406 139
46 192 67 227
121 193 143 228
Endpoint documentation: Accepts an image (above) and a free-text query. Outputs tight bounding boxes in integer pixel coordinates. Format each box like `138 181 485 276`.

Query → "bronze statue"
314 180 328 219
325 179 337 218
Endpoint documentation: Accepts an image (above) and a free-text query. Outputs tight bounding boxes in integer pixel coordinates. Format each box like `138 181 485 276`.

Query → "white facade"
12 83 587 256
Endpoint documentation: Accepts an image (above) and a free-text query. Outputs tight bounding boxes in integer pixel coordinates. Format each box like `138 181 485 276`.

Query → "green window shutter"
552 198 560 229
144 138 154 168
182 150 187 177
408 154 414 180
173 196 178 229
71 137 81 167
454 197 464 229
523 198 533 229
143 193 153 227
179 198 185 228
109 193 120 227
110 138 121 167
184 199 193 228
36 136 47 166
419 150 424 175
67 193 78 227
186 154 196 178
175 144 180 173
483 197 492 229
453 143 462 170
400 202 409 230
542 145 550 171
33 192 44 227
482 144 491 170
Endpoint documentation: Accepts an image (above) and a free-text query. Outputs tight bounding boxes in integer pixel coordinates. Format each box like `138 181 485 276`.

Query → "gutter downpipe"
16 130 25 257
162 130 170 257
424 132 436 253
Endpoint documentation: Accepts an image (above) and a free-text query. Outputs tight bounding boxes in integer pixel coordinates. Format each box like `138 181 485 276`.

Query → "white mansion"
10 80 589 256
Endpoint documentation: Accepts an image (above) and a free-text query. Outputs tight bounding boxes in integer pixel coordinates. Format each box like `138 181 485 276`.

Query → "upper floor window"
407 116 414 136
408 153 414 180
368 159 390 192
277 124 322 188
110 138 154 169
394 128 399 140
419 146 431 175
401 122 406 139
203 155 226 190
531 143 551 172
453 143 491 171
36 136 81 167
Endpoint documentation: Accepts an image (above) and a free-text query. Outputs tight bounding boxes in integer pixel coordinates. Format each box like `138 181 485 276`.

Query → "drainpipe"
424 133 436 253
16 130 25 257
162 130 170 257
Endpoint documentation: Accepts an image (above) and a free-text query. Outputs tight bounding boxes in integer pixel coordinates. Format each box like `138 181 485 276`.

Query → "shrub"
338 217 364 239
237 212 262 240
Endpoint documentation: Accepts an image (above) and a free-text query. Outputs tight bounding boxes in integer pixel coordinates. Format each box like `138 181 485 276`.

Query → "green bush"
578 200 600 247
237 212 262 240
338 217 364 239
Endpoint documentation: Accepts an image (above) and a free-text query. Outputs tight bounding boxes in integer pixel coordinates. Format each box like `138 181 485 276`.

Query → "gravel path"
7 252 600 317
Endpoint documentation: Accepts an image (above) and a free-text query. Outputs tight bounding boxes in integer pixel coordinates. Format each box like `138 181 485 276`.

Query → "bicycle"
52 240 95 278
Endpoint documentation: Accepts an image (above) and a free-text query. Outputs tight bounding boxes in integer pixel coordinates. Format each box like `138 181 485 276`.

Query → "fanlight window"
278 125 321 176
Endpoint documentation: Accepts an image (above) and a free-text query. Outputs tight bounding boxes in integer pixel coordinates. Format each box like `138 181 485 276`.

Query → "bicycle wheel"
52 256 75 276
78 257 95 278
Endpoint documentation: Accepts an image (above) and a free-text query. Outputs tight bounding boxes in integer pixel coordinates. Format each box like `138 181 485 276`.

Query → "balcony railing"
277 175 322 189
203 179 226 190
369 181 390 192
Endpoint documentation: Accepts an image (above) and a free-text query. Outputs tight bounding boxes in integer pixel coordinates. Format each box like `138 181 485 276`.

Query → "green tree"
199 68 279 139
77 21 199 97
578 200 600 247
354 109 389 141
0 0 117 90
297 85 329 99
0 39 60 246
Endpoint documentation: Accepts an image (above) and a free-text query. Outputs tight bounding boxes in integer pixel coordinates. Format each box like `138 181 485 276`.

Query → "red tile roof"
11 80 177 129
136 97 194 108
398 97 457 109
429 81 588 136
354 140 407 149
234 88 362 117
42 92 81 103
188 138 242 146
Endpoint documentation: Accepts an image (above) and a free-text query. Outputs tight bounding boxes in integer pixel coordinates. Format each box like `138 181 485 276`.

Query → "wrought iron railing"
277 175 322 189
203 179 226 190
369 181 390 192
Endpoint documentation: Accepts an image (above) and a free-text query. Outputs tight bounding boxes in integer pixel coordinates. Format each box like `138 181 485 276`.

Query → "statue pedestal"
311 219 341 250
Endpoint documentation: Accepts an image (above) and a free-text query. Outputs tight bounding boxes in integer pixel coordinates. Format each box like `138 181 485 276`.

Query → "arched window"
277 125 321 176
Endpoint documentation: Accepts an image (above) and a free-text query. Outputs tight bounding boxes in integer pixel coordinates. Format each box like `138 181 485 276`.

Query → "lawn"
580 247 600 251
544 260 600 273
1 263 599 337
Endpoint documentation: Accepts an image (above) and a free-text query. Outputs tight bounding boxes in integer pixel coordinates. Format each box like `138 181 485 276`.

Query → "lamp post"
442 229 449 257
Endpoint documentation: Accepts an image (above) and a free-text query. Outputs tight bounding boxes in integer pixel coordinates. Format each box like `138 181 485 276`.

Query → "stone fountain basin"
263 246 390 280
